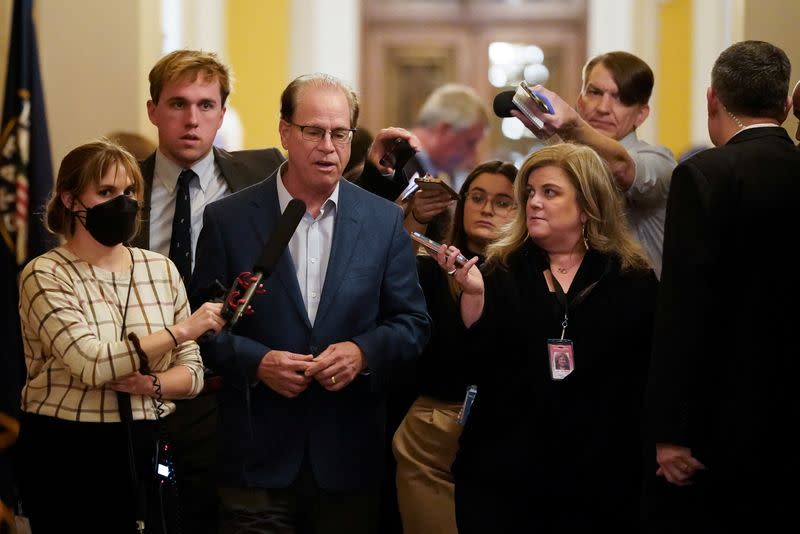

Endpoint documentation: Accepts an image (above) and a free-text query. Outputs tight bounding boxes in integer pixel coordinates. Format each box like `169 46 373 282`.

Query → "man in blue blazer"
190 73 430 533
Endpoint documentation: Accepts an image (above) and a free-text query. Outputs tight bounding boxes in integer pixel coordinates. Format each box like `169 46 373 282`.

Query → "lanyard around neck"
549 273 570 340
548 269 601 340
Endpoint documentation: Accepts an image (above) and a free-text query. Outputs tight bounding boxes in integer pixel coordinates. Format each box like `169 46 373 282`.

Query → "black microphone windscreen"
493 90 517 118
254 198 306 275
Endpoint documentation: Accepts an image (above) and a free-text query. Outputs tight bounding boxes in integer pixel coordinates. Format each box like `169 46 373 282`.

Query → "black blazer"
132 146 285 249
647 127 800 480
454 244 658 501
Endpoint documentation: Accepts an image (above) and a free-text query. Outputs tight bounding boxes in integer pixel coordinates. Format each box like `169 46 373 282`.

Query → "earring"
582 223 589 250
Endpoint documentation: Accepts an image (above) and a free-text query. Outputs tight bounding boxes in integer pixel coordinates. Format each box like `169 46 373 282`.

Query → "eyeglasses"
464 190 517 215
289 122 355 145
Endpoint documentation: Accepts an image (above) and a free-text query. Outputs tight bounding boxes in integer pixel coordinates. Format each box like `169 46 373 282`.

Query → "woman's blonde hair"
485 143 650 271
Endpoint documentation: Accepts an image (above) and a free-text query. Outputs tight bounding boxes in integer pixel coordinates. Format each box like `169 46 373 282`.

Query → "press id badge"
548 339 574 380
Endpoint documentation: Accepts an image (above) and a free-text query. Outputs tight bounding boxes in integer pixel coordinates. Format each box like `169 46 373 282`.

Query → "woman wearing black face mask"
16 139 225 534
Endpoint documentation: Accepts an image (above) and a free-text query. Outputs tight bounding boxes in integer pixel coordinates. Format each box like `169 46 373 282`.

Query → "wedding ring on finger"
330 375 336 385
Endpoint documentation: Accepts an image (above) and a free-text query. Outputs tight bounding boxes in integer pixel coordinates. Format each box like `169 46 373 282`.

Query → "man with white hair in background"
357 84 489 244
402 84 490 242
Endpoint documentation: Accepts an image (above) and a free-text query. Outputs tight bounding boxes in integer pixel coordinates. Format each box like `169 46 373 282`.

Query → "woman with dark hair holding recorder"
440 144 657 533
17 139 224 533
392 160 518 533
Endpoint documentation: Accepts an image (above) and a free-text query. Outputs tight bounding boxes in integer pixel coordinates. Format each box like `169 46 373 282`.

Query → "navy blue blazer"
189 171 430 491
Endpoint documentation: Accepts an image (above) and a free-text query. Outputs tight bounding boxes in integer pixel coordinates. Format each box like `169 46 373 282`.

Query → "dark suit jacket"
132 146 285 249
647 127 800 482
189 172 430 491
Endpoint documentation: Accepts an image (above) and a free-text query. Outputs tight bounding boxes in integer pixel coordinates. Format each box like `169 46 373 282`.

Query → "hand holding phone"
379 137 415 168
513 81 554 128
512 82 563 144
378 137 425 190
414 174 460 200
519 81 554 113
411 231 468 266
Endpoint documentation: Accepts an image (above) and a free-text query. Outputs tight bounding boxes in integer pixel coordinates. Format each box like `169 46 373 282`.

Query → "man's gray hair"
416 83 489 131
281 73 360 127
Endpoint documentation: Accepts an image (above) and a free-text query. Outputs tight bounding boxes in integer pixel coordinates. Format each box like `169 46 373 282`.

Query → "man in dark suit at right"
645 40 800 533
132 49 284 534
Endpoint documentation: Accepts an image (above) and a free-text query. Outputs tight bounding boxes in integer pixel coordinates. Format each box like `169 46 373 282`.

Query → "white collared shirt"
149 149 230 272
276 166 339 326
741 123 781 131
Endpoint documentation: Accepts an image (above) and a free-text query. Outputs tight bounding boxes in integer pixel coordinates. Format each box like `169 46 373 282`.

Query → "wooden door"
361 0 587 162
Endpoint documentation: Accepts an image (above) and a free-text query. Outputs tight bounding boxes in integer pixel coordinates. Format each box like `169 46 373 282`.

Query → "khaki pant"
392 396 463 534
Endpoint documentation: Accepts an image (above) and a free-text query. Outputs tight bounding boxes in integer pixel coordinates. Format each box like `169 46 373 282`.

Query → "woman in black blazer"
440 144 658 533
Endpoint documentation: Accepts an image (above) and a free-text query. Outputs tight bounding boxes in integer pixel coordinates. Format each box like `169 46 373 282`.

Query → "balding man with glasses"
190 73 430 534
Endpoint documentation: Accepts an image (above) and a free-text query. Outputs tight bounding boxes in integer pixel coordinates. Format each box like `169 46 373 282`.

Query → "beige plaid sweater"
19 246 204 422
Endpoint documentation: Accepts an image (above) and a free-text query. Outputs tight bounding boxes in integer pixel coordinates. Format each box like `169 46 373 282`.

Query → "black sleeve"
646 161 715 446
352 160 407 202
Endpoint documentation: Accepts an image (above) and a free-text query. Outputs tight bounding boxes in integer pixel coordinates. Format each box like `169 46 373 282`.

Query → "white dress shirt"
149 149 230 272
276 166 339 326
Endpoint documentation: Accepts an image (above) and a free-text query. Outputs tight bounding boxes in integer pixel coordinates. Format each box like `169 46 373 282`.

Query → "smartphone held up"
414 175 460 200
512 81 554 126
411 231 468 266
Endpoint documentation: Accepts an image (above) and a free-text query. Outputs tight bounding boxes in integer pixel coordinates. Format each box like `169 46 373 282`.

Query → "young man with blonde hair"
133 49 284 534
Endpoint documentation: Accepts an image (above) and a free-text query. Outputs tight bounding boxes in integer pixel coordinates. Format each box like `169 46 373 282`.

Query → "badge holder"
548 270 576 380
548 339 575 380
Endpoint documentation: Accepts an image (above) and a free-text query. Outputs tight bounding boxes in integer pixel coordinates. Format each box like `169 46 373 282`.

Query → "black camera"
379 137 414 168
380 138 424 188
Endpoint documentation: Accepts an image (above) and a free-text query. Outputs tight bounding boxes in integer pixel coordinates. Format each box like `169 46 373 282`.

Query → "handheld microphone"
198 198 307 341
226 197 307 330
493 85 562 144
492 90 517 118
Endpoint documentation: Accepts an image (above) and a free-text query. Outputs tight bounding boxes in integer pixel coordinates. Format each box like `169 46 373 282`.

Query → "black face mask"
73 194 139 247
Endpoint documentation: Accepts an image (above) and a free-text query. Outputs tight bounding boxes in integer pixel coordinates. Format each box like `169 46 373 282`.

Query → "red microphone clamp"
222 272 266 318
219 271 267 328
